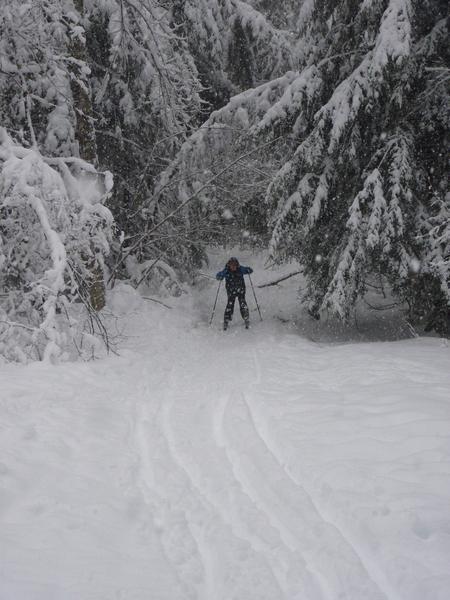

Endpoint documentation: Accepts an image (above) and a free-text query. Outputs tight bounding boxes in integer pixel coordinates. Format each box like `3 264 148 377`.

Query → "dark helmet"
226 257 240 269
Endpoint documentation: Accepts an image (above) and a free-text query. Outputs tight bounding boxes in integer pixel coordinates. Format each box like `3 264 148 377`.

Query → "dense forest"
0 0 448 361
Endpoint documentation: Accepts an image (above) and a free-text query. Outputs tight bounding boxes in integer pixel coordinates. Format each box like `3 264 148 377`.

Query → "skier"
216 257 253 330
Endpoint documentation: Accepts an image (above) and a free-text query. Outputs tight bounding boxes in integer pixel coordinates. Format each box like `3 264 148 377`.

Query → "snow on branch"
0 129 114 362
322 132 416 317
314 0 412 155
154 71 299 212
183 0 294 83
257 270 302 288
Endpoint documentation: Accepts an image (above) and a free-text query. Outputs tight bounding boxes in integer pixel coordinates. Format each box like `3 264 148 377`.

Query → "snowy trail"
1 263 450 600
142 328 390 600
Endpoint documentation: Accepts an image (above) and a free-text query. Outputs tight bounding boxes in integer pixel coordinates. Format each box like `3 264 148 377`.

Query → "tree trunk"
67 0 105 311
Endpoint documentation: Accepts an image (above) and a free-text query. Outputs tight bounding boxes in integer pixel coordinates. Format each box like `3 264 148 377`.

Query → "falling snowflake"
410 258 421 273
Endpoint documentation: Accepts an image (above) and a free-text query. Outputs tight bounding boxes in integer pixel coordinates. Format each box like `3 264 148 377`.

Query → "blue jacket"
216 265 253 294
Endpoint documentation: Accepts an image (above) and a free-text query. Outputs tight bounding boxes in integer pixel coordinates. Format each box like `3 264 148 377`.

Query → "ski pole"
248 274 263 321
209 279 222 325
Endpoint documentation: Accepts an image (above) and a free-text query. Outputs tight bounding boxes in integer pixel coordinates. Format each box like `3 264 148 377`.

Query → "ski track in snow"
247 347 398 600
1 263 450 600
127 318 447 600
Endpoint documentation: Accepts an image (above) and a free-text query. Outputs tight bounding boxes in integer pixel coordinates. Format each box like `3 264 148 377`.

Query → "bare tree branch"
257 270 302 288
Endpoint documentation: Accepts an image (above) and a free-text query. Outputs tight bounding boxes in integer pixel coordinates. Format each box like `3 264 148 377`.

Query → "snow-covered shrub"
0 130 113 362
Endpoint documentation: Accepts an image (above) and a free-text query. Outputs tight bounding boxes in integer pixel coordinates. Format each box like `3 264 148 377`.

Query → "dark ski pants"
224 293 249 324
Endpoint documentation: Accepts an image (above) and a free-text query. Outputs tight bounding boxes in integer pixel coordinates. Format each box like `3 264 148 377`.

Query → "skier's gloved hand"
216 273 223 280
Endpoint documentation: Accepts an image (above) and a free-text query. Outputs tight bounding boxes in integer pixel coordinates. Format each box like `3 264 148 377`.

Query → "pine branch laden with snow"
82 0 206 274
323 133 416 318
88 0 202 141
0 130 114 363
153 68 313 250
158 70 298 186
0 0 97 158
182 0 294 93
425 193 450 296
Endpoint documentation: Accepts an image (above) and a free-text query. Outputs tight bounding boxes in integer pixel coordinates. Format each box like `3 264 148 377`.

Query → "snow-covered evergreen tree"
265 0 449 330
173 0 294 110
84 0 203 252
246 0 301 31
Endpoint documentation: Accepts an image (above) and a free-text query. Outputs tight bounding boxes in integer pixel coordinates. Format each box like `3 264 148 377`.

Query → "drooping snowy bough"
0 130 113 362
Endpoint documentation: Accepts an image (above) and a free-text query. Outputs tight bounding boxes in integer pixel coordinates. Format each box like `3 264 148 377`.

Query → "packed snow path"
1 260 450 600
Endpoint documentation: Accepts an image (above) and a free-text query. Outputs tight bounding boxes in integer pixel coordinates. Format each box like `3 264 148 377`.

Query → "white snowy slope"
1 251 450 600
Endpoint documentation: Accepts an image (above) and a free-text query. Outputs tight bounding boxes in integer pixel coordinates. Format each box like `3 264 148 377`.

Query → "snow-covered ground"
1 251 450 600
